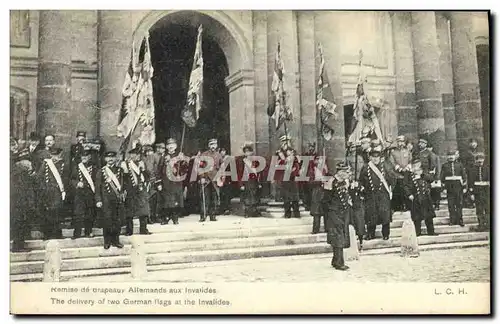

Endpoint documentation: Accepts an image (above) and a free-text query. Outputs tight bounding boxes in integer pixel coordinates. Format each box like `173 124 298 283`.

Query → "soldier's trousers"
125 216 149 234
413 218 436 236
446 188 463 225
219 185 232 213
331 247 345 268
102 203 123 245
200 183 217 220
430 188 442 208
149 194 158 222
392 179 407 211
11 213 29 250
42 207 62 240
284 201 300 218
474 186 490 228
73 196 95 237
366 224 390 238
162 207 180 224
312 215 327 234
302 184 312 211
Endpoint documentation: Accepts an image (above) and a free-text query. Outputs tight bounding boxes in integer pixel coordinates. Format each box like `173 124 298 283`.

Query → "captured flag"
117 33 155 154
316 43 338 141
267 42 292 130
182 25 204 128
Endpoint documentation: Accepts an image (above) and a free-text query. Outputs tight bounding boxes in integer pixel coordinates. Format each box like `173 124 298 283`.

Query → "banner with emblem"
181 25 204 128
267 42 293 131
117 33 156 154
316 43 338 141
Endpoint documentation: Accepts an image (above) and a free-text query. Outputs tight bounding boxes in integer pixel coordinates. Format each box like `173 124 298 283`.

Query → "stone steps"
10 232 489 282
10 223 485 275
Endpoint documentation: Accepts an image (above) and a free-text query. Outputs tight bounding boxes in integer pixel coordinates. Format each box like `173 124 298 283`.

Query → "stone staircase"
10 201 489 282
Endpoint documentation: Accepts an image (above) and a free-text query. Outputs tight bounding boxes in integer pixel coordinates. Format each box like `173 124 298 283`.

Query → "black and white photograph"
8 8 491 314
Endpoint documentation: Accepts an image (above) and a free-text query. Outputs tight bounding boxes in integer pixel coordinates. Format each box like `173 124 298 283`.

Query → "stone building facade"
10 10 490 167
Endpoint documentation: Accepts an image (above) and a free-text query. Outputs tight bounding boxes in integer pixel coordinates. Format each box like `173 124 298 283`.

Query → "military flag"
348 50 384 145
181 25 204 128
117 33 156 154
316 43 338 141
267 42 292 131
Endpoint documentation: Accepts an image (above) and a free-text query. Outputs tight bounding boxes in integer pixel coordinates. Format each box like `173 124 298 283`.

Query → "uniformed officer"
158 138 189 225
359 146 394 240
440 150 467 227
36 147 68 240
469 152 490 231
198 138 223 222
237 142 262 218
123 147 151 235
346 156 365 249
142 145 158 224
417 138 434 175
95 151 125 249
34 134 56 172
282 146 301 218
428 143 442 210
322 161 352 271
301 142 317 211
70 131 87 167
390 135 411 211
11 149 35 252
404 158 438 236
310 155 329 234
462 138 479 209
71 148 97 239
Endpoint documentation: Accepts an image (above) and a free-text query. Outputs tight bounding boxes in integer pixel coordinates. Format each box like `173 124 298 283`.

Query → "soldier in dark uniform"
346 147 365 248
310 155 328 234
390 135 411 211
11 150 35 252
417 138 434 175
95 151 125 249
218 147 233 215
36 147 68 240
462 138 479 208
237 142 262 218
70 131 87 168
34 134 56 172
282 146 301 218
440 150 467 227
71 148 97 239
428 143 442 210
122 148 152 235
404 158 438 236
158 138 189 225
359 146 394 240
198 138 223 222
469 153 490 231
301 142 317 211
322 161 352 271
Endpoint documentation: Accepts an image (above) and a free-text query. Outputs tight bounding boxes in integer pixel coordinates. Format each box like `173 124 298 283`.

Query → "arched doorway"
136 10 255 155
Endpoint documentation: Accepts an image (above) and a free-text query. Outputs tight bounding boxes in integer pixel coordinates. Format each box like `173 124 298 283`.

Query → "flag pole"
180 123 186 153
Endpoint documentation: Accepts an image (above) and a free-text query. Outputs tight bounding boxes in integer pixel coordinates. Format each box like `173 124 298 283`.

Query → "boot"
283 201 292 218
72 227 82 240
210 214 217 221
112 235 124 249
139 217 151 235
125 218 134 236
292 202 300 218
358 235 363 250
172 213 179 225
312 216 320 234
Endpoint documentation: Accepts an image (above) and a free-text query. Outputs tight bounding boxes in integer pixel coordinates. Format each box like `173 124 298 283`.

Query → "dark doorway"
149 22 230 155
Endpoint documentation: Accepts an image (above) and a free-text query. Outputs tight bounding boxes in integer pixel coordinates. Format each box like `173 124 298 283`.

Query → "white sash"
45 159 65 199
474 181 489 186
104 166 121 191
129 161 144 184
78 162 95 193
368 161 392 199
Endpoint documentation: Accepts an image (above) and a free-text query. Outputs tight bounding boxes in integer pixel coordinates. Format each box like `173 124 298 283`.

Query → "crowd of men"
10 130 490 272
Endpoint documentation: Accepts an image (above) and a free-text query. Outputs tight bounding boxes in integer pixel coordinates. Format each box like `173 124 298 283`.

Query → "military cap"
166 138 177 146
50 147 63 155
475 152 486 160
336 161 350 171
82 148 92 156
396 135 405 142
419 138 428 145
155 142 166 148
208 138 218 145
76 131 86 138
242 142 254 152
279 134 292 142
104 151 117 158
370 146 382 156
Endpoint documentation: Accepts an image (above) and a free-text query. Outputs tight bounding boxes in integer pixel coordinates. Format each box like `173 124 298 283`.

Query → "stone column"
97 11 134 151
410 12 446 155
436 13 458 153
314 11 345 172
297 11 318 152
266 11 301 153
391 12 418 141
36 10 73 148
449 12 484 153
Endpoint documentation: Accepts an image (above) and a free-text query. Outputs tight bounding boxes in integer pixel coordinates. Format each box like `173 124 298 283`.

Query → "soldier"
95 151 125 249
310 155 328 234
142 145 158 224
237 142 262 218
417 138 434 175
404 158 438 236
71 148 97 239
469 153 490 231
322 161 352 271
157 138 188 225
359 146 394 240
70 131 87 168
34 134 56 171
219 147 233 215
390 135 412 211
282 146 301 218
301 142 317 211
462 138 479 209
11 150 35 252
346 147 365 248
198 139 223 222
123 148 151 235
428 143 442 210
440 150 467 227
36 147 68 240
